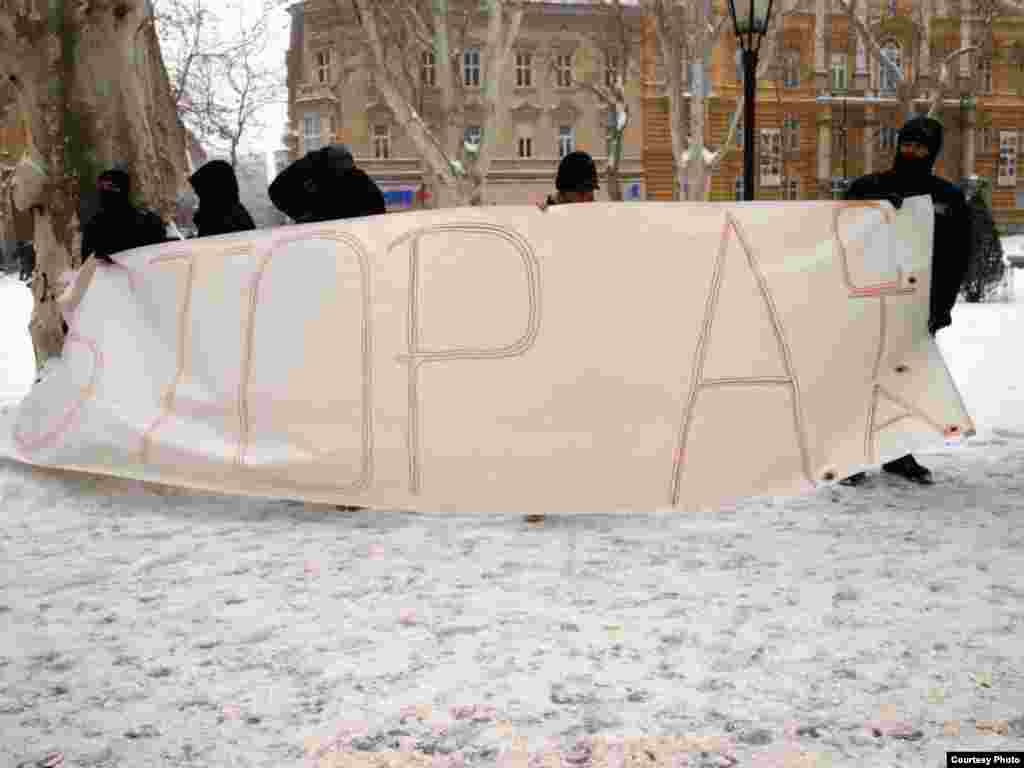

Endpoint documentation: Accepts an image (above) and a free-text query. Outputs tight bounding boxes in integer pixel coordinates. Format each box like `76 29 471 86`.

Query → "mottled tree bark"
1 0 188 370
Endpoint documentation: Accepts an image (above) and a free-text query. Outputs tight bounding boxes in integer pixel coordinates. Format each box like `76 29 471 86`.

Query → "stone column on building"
961 98 976 182
815 1 830 198
814 0 828 93
863 103 875 175
959 12 971 89
917 2 933 98
854 0 869 91
817 112 832 198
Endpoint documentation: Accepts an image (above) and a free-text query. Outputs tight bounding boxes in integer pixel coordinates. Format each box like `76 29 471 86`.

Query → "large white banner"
0 198 973 513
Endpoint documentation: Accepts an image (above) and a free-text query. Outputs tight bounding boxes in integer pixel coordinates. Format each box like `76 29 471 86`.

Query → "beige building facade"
283 1 646 209
641 0 1024 232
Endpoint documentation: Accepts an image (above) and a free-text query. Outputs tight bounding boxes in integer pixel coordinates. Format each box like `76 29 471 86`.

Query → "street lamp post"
728 0 775 201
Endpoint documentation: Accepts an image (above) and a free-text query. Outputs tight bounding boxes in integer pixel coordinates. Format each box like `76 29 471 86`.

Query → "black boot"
882 454 934 485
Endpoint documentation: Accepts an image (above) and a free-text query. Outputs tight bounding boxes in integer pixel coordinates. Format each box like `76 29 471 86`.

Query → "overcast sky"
253 1 292 159
187 0 292 165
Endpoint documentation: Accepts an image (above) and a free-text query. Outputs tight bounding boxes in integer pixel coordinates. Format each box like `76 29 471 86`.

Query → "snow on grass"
1 273 1022 768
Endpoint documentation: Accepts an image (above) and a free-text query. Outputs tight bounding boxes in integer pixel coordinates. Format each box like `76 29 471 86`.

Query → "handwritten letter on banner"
0 198 973 513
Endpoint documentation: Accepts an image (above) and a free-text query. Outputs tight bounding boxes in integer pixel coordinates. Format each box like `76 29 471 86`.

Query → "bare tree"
154 0 285 167
548 1 641 201
213 8 285 166
645 0 800 201
349 0 525 207
1 0 188 367
836 0 992 119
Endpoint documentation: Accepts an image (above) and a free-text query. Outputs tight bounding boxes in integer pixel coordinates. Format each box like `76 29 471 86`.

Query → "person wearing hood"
841 115 971 487
80 169 167 264
538 150 600 210
268 144 386 224
189 159 256 237
16 241 35 283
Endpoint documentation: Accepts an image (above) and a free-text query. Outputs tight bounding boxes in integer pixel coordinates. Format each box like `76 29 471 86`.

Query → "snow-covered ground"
1 272 1022 768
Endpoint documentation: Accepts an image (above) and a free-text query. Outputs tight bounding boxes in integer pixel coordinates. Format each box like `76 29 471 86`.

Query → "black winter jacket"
269 146 386 223
81 206 167 263
189 160 256 237
844 117 971 333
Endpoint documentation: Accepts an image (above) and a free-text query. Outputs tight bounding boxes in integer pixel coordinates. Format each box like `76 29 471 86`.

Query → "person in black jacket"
841 115 971 487
189 159 256 237
268 144 386 224
81 169 167 263
16 241 35 283
538 150 600 210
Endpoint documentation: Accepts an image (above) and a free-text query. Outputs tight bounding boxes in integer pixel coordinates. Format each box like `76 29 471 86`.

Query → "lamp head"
729 0 775 50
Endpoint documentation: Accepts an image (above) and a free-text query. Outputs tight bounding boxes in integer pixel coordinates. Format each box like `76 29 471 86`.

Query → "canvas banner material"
0 198 973 513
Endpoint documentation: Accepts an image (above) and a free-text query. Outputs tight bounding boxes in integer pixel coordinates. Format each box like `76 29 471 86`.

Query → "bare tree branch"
927 44 980 116
348 0 524 206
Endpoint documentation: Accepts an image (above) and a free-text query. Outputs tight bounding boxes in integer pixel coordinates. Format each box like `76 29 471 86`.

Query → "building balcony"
295 82 339 104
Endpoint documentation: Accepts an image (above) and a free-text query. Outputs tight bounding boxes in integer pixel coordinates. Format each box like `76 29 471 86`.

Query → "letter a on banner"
670 213 813 507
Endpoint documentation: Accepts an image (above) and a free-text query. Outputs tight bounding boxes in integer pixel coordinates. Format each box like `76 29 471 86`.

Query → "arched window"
879 42 902 95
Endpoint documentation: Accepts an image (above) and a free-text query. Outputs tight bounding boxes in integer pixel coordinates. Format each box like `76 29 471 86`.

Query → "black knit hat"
555 151 600 193
898 116 943 160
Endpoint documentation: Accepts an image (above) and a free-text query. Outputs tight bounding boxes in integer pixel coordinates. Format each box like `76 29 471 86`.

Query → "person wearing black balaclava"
80 169 167 264
841 116 971 487
189 159 256 237
268 144 386 224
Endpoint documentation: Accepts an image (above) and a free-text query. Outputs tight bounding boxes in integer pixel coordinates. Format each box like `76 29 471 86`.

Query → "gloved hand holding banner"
0 197 973 513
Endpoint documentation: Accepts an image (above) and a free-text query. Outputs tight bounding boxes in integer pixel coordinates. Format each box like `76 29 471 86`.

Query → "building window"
782 51 800 89
978 126 994 154
558 125 575 158
605 54 620 88
422 50 436 86
464 125 482 149
515 51 532 88
880 124 899 150
374 124 391 159
734 176 745 201
831 53 848 92
464 48 481 87
760 128 782 187
979 58 993 95
831 177 849 200
879 42 901 95
315 50 331 84
783 115 800 152
783 178 800 200
518 132 533 159
998 130 1018 186
556 53 573 88
303 113 322 152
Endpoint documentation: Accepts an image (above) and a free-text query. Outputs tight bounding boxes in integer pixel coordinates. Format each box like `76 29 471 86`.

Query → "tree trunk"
354 0 520 208
2 0 189 372
606 119 626 201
